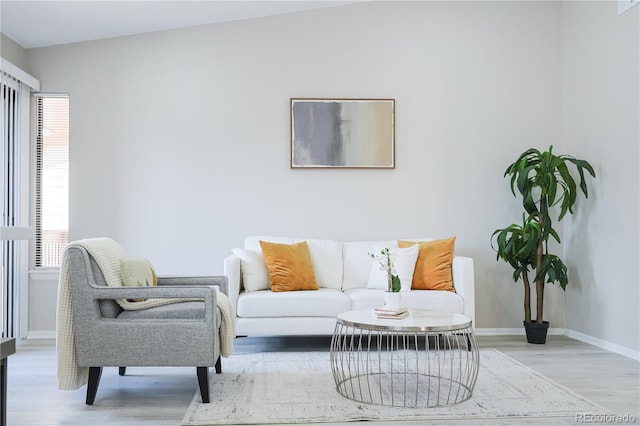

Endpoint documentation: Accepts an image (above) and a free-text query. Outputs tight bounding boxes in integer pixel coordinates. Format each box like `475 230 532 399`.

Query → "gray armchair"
65 244 226 405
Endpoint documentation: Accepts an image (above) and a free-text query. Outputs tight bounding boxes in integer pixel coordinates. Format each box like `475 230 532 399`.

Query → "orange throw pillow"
398 237 456 292
259 240 319 292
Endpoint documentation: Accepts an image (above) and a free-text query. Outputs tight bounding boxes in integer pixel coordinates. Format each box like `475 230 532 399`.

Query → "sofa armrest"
223 254 241 317
452 256 475 328
157 275 228 295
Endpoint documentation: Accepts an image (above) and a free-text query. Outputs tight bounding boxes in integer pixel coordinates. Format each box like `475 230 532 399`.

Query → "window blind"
34 95 69 267
1 71 20 337
1 60 40 338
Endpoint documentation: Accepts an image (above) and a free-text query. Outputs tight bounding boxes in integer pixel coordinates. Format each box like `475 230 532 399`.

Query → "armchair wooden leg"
119 367 126 376
86 367 103 405
197 367 210 403
215 356 221 374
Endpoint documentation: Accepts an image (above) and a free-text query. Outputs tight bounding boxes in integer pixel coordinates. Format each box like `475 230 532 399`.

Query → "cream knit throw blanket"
57 238 235 390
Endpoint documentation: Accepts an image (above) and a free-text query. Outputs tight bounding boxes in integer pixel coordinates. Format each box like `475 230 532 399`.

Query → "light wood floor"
5 335 639 426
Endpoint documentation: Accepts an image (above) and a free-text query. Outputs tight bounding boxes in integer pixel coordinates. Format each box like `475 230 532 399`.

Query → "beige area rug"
182 349 607 425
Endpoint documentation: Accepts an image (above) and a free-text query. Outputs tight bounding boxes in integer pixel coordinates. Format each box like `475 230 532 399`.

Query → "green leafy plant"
492 146 595 325
369 248 401 292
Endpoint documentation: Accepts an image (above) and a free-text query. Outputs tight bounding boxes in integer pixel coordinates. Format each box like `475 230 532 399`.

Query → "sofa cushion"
232 248 269 292
399 289 463 313
237 288 351 318
399 237 456 292
366 245 419 292
260 241 319 292
344 288 387 310
245 236 342 290
342 240 398 290
346 288 463 313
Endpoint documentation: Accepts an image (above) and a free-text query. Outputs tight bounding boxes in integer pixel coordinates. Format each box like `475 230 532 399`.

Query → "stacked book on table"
374 307 409 319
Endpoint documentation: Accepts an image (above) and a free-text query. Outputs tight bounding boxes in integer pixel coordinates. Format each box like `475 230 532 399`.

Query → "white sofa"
224 236 475 337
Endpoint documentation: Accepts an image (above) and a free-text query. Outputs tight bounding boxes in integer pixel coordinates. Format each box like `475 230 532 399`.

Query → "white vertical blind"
1 59 39 338
34 95 69 267
1 70 20 337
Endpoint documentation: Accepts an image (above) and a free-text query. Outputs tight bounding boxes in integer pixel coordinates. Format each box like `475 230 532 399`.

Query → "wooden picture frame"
290 98 395 169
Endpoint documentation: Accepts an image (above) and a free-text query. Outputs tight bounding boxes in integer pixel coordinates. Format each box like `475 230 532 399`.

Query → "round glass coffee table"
330 309 479 408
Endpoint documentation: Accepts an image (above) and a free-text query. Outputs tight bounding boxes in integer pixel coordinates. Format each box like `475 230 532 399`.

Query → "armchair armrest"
86 284 217 302
83 285 217 323
157 275 228 295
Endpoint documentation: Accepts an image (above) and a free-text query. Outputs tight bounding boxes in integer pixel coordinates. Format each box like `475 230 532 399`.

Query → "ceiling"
1 1 357 49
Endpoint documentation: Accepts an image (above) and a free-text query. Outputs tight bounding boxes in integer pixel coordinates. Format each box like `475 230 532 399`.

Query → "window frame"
31 92 69 270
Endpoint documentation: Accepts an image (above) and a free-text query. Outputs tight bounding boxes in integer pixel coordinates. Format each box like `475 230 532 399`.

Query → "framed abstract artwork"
618 0 639 14
290 98 395 168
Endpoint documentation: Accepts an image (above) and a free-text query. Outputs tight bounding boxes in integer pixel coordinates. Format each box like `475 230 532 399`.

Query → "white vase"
382 292 401 310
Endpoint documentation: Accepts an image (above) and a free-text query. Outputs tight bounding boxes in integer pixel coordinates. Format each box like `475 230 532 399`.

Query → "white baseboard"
476 328 523 335
476 327 639 361
565 329 640 361
476 327 565 336
26 331 56 339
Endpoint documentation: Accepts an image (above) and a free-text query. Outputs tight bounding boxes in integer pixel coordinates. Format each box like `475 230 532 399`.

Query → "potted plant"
369 247 402 309
492 146 595 344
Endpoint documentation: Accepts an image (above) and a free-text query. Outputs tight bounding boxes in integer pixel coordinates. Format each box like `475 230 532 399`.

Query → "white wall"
1 33 28 71
25 2 565 333
562 2 640 352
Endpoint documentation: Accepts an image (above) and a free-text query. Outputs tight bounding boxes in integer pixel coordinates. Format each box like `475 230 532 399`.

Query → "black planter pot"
523 321 549 344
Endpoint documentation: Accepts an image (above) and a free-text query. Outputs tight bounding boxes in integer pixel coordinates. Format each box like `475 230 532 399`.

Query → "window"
34 94 69 267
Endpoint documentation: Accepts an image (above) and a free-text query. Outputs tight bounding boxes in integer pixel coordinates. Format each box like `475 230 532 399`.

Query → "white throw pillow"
231 248 269 292
366 245 419 292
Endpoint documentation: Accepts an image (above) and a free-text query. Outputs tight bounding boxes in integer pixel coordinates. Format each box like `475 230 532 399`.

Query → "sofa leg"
86 367 103 405
119 367 126 376
215 356 221 374
197 367 210 403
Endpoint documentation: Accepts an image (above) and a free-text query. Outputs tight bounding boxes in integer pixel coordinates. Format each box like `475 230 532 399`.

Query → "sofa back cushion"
244 236 343 290
342 240 398 290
